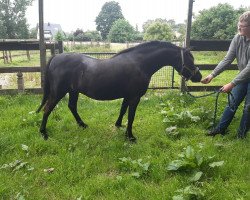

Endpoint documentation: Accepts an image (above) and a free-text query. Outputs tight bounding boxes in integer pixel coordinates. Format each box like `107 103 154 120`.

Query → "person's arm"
211 36 237 78
217 48 250 93
221 46 250 92
201 35 238 84
231 60 250 85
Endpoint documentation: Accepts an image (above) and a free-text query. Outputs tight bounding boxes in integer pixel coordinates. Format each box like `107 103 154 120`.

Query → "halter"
179 49 199 81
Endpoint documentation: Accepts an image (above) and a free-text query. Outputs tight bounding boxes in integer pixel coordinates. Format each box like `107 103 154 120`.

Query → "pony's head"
179 49 202 82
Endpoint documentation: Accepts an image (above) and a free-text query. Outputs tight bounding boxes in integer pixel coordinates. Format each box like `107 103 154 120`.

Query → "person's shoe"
236 132 246 139
206 128 226 137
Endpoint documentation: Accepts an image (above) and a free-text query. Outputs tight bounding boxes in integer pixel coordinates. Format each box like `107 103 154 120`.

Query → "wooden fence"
0 40 63 94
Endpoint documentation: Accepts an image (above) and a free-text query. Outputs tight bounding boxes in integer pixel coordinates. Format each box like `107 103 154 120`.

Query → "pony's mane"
113 41 178 57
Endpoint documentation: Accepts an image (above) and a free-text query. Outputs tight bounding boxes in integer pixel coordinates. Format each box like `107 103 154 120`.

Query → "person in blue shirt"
201 11 250 139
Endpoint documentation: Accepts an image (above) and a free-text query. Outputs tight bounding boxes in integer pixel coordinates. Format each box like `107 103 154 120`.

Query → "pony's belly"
78 75 149 101
84 90 124 101
85 94 124 101
81 85 147 101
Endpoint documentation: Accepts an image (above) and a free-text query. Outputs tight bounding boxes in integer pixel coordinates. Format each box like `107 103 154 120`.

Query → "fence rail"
190 40 231 51
0 40 63 51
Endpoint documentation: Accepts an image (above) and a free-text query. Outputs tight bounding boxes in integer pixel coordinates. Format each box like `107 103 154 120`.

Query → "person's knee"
228 102 238 112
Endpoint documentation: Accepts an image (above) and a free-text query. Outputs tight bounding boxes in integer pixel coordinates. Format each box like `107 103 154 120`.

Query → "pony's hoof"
79 122 88 129
115 121 122 127
40 129 48 140
115 123 125 128
127 136 137 143
43 134 48 140
125 131 137 142
129 137 137 143
83 124 88 129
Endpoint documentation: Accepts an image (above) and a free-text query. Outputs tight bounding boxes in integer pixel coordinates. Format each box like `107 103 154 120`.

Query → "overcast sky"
26 0 249 32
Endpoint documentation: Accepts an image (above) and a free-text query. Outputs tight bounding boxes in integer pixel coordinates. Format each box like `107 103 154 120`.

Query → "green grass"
0 91 249 199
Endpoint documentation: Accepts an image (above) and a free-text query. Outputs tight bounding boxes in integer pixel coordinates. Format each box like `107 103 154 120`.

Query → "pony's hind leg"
115 98 128 127
68 91 87 128
40 95 63 140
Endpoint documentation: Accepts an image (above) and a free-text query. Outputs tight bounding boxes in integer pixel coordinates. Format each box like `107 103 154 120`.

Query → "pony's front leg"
126 97 141 142
115 98 128 127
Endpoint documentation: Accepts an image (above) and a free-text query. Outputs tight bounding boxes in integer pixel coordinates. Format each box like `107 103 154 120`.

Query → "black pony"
37 41 202 141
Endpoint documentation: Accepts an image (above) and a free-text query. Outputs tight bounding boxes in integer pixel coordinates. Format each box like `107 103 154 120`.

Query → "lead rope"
184 82 235 129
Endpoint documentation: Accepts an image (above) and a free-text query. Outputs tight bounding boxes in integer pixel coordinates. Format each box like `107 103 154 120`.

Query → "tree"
73 28 84 37
29 27 37 39
191 3 246 40
143 21 174 41
0 20 7 38
95 1 124 40
108 19 136 43
84 30 102 41
143 18 184 41
54 31 65 41
174 23 186 42
0 0 33 39
71 29 102 41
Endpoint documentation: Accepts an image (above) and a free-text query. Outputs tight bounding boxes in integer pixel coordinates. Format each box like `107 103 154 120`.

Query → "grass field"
0 91 249 199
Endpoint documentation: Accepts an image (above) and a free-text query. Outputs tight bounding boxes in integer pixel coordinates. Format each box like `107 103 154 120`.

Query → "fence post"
39 0 47 89
181 0 194 92
2 51 6 64
50 43 56 56
4 51 9 63
8 51 12 62
17 71 24 93
58 41 63 53
26 50 31 61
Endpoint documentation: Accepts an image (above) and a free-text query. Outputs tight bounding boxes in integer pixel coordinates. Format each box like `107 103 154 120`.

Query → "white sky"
26 0 249 32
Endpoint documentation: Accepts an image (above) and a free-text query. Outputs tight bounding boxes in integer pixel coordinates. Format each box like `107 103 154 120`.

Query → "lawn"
0 90 249 199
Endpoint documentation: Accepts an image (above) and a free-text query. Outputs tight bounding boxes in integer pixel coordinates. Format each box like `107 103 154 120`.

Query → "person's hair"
239 11 250 26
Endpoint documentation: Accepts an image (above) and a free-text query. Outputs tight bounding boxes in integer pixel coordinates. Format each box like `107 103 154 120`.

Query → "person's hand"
201 74 214 84
220 82 235 93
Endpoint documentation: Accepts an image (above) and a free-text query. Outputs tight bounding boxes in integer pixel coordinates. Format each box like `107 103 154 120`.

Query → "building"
37 22 64 41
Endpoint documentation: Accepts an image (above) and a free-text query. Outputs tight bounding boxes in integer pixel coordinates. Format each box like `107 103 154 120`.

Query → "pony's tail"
36 56 54 113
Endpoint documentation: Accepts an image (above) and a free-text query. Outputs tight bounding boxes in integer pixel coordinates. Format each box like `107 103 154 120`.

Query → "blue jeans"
216 82 250 137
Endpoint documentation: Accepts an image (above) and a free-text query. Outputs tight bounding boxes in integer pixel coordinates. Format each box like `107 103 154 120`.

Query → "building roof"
37 22 64 40
44 22 63 37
